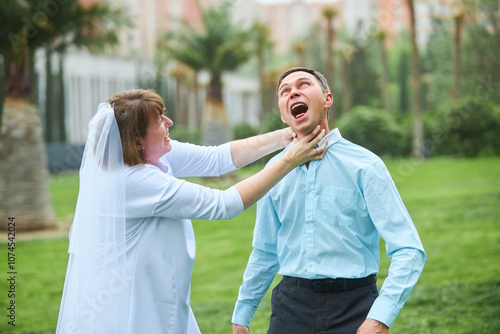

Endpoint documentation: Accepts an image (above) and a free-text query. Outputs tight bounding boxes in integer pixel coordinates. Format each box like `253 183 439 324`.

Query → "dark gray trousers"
268 277 379 334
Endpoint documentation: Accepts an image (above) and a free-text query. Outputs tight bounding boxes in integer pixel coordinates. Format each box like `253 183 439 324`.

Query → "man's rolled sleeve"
232 301 258 327
366 295 401 328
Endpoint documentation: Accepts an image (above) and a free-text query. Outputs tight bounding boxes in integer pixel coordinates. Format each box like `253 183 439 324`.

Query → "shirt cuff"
232 301 258 327
225 186 245 219
366 295 401 328
219 142 239 175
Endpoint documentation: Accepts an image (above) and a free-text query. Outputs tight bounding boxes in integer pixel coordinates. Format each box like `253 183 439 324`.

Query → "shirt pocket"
321 186 358 226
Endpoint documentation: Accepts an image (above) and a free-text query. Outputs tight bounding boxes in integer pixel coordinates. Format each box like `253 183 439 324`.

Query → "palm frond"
165 2 254 83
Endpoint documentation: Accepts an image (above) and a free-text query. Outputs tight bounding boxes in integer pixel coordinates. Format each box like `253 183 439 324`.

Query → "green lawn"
0 157 499 333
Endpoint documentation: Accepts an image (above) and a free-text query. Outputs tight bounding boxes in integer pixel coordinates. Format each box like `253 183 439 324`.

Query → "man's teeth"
292 103 306 111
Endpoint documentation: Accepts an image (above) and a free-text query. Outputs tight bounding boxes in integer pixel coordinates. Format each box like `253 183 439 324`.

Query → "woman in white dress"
56 89 327 334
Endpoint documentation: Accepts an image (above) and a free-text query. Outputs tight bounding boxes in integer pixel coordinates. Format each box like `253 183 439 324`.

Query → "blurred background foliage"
2 0 499 157
164 0 500 159
1 0 500 232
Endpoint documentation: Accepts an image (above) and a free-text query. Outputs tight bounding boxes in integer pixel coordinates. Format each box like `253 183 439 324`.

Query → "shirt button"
308 238 312 242
307 213 311 217
308 263 312 267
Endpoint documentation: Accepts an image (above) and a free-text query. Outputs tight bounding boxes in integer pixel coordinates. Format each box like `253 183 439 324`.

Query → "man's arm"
357 318 389 334
362 161 427 329
232 192 282 330
232 247 280 328
230 128 294 168
233 323 250 334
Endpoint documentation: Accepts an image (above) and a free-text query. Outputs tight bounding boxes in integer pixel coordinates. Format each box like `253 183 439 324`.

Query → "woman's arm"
164 128 293 178
163 141 236 177
146 127 326 220
230 128 295 168
235 126 327 209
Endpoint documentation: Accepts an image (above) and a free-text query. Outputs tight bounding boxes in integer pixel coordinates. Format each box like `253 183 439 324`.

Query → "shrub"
169 125 201 145
336 106 407 156
427 98 500 157
260 109 287 134
233 123 259 140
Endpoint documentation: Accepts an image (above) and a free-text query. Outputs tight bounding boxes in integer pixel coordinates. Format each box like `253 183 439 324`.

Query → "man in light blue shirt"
232 67 426 334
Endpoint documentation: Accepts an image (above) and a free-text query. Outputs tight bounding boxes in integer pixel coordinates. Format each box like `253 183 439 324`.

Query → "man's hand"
357 319 389 334
233 323 250 334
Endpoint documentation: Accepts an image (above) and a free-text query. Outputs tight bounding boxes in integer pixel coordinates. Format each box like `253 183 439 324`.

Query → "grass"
48 172 80 221
0 157 499 333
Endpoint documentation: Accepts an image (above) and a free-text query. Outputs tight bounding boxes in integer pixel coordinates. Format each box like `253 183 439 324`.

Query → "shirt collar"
283 128 342 154
321 128 342 149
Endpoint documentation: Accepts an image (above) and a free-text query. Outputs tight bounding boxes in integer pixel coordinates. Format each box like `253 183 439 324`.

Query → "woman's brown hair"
108 89 165 166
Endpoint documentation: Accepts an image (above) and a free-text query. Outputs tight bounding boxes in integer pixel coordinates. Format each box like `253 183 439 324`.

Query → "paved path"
1 219 72 242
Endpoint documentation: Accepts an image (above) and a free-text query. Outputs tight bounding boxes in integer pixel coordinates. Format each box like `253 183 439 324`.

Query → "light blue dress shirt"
232 129 426 328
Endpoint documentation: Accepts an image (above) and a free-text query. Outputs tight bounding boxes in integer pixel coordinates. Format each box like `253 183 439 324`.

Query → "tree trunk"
379 39 389 111
193 74 202 130
341 58 350 115
45 47 55 142
257 53 266 120
172 78 187 126
179 84 189 127
326 18 335 91
0 55 5 131
407 0 423 160
453 16 462 101
202 79 230 145
57 52 67 142
398 50 410 112
0 99 56 231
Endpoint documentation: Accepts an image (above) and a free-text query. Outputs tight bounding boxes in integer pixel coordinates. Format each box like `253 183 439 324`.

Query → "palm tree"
167 2 254 145
0 1 57 231
0 0 127 231
292 41 307 66
322 6 337 90
251 21 273 120
157 34 203 130
452 1 465 101
338 43 356 115
262 69 282 114
155 37 170 97
372 27 389 111
169 62 196 127
406 0 424 160
45 2 128 142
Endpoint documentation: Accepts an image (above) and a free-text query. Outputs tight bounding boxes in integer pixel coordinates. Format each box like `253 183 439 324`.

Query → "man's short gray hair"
277 67 331 94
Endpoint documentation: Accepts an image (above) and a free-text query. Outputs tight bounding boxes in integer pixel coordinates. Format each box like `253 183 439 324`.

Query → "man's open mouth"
291 103 308 119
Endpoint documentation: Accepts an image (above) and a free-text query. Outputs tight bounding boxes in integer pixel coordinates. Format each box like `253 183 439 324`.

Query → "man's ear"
324 93 333 109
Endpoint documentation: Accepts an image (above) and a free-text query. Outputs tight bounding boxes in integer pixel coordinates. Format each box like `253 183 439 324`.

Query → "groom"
232 67 426 334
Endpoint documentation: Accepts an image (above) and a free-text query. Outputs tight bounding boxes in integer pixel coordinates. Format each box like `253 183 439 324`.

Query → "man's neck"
296 124 330 141
300 124 329 169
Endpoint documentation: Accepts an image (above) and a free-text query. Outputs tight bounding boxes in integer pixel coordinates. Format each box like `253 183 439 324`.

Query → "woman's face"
142 113 173 165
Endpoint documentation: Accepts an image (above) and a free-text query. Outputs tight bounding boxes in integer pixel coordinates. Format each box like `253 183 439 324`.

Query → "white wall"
36 50 261 145
36 50 139 144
